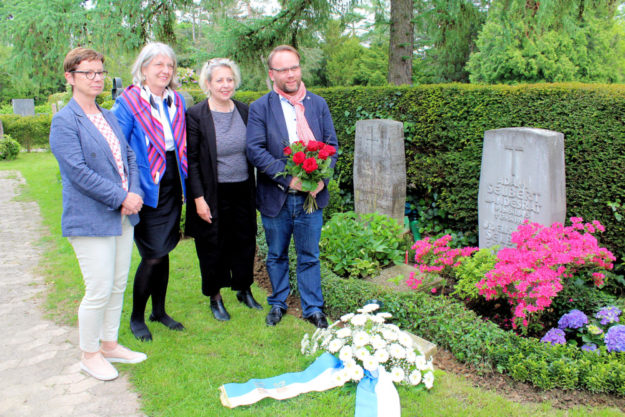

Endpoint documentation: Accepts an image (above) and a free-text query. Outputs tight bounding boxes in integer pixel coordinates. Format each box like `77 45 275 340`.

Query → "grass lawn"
2 151 624 417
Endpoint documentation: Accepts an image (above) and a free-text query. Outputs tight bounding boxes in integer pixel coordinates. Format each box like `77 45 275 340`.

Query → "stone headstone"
12 99 35 116
354 119 406 225
0 119 3 138
178 90 194 108
478 127 566 248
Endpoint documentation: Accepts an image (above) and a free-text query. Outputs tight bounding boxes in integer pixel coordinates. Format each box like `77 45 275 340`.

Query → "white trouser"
68 216 134 353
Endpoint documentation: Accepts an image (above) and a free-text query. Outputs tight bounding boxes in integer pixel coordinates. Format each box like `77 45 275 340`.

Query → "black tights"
131 255 171 323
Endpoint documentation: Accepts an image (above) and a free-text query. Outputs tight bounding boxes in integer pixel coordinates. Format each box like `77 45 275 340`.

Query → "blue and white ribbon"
220 353 401 416
355 368 400 417
220 353 344 408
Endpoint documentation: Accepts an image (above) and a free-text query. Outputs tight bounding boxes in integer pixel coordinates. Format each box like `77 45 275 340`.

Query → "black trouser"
194 181 256 297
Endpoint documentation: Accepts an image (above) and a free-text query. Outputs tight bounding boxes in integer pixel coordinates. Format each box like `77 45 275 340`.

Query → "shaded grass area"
1 152 624 416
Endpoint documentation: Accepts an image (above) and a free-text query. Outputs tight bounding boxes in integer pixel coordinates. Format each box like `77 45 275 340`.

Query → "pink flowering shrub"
406 235 478 289
477 217 615 330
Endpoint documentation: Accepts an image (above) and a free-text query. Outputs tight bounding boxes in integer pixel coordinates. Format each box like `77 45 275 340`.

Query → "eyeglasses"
270 65 300 74
70 70 108 80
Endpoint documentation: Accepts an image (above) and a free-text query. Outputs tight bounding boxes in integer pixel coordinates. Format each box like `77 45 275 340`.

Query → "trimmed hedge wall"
237 83 625 265
315 83 625 265
0 114 52 150
4 83 625 263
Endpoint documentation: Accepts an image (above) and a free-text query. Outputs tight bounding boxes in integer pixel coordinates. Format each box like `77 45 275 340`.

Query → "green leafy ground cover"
1 152 624 416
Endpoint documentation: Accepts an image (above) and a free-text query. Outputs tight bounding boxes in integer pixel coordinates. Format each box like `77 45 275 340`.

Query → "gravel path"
0 170 145 417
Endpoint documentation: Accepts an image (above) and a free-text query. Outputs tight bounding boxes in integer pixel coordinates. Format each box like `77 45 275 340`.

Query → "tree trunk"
388 0 414 85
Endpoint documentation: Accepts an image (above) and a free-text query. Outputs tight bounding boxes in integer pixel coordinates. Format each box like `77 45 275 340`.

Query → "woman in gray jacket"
50 48 147 381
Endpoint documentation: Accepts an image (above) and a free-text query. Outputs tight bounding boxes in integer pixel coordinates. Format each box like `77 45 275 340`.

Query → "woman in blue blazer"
112 43 187 341
50 48 147 381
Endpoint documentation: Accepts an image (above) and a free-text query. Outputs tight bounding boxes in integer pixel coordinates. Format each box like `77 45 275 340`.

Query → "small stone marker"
12 99 35 116
178 90 194 107
368 264 444 293
478 127 566 248
406 332 437 360
0 119 4 138
353 119 406 225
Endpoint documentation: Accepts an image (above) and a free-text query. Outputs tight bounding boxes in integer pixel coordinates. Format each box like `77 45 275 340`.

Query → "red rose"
324 145 337 156
283 146 293 156
302 157 318 173
292 151 306 165
318 149 330 160
306 141 320 152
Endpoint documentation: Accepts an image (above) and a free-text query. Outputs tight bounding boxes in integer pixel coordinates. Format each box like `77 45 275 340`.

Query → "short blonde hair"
198 58 241 97
131 42 179 89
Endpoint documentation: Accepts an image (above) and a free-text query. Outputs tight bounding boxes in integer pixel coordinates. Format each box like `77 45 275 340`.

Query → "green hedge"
323 278 625 394
301 84 625 267
254 228 625 394
0 114 52 150
5 83 625 266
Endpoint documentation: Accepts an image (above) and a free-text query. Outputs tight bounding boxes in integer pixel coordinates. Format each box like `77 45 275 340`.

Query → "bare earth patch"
253 256 625 411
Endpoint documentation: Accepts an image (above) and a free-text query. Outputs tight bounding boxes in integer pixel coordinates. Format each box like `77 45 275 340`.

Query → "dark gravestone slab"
478 127 566 248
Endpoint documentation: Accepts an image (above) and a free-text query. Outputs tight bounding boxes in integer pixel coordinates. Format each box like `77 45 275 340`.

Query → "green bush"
0 114 51 150
451 246 498 300
0 134 20 160
319 211 404 278
100 100 114 110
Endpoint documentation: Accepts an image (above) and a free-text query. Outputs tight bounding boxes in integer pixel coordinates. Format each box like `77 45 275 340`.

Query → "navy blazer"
246 90 339 217
50 98 143 237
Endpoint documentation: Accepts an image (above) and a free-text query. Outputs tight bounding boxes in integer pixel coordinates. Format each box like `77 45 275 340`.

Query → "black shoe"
236 289 263 310
305 312 328 329
210 298 231 321
149 313 185 330
266 306 286 326
130 319 153 341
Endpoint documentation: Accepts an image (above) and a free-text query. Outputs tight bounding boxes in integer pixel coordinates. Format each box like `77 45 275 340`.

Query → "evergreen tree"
413 0 487 83
467 0 625 83
0 0 89 99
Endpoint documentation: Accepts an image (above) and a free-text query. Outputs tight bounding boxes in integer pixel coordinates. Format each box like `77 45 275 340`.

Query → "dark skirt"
134 151 183 259
194 180 257 296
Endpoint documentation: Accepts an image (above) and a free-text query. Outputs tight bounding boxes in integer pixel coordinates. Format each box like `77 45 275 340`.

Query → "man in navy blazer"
247 45 339 328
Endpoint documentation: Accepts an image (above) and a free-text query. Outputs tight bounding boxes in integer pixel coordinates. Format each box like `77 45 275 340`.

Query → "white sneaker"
81 352 119 381
101 344 147 364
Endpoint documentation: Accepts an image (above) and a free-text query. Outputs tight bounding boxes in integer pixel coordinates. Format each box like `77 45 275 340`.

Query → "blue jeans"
261 194 324 317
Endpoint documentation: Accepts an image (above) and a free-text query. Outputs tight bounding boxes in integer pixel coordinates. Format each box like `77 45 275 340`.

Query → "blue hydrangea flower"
540 328 566 345
595 306 622 326
581 343 599 354
558 309 588 330
605 325 625 353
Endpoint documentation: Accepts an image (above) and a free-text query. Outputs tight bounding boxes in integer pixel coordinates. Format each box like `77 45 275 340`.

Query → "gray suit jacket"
50 98 143 237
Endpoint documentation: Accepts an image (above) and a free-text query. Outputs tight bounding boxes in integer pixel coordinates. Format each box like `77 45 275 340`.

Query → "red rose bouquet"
277 140 337 213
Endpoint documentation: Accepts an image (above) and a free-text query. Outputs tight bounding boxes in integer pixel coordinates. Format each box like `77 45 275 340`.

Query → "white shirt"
279 95 298 144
